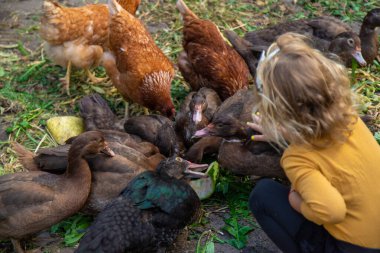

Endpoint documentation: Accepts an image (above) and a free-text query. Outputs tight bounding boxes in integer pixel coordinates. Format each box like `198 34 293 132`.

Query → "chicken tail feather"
108 0 123 15
11 142 39 171
42 0 62 17
176 0 198 21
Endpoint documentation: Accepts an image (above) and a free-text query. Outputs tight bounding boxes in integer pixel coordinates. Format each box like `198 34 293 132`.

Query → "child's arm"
282 154 347 225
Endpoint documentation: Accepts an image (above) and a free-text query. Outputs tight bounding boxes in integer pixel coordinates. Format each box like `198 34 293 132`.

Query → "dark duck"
225 13 371 74
75 156 207 253
12 95 166 214
79 93 160 157
192 89 286 178
357 8 380 64
0 131 113 253
12 94 163 175
124 114 180 157
175 87 222 148
13 138 165 215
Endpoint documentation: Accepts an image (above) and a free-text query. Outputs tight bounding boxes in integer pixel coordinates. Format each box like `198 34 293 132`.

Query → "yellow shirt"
281 118 380 248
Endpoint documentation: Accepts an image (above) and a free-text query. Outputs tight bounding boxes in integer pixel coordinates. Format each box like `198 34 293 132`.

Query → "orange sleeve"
282 154 347 225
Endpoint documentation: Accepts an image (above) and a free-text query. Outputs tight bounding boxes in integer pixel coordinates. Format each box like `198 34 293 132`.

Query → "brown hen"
40 0 140 95
176 0 249 101
101 0 176 118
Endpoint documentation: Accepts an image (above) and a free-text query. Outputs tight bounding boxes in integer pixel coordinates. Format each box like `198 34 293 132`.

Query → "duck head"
329 32 367 66
69 131 115 159
157 156 208 179
189 92 208 125
192 115 246 139
362 8 380 29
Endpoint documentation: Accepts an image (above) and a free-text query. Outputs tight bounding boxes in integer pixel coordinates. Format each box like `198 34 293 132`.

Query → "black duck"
75 156 207 253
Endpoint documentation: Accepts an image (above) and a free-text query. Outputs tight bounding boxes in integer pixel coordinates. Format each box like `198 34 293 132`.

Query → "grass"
0 0 379 252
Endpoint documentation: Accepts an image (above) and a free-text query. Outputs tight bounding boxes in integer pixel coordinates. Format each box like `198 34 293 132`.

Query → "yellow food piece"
47 116 84 144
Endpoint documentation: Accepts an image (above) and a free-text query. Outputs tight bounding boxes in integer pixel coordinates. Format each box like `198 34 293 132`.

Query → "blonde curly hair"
255 32 358 149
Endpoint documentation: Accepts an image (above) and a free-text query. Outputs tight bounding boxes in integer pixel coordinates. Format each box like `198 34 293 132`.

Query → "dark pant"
248 179 380 253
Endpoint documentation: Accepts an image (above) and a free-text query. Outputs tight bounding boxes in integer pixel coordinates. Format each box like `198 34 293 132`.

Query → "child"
247 33 380 253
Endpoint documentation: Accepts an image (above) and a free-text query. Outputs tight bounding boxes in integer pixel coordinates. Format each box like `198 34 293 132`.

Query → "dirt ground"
0 0 282 252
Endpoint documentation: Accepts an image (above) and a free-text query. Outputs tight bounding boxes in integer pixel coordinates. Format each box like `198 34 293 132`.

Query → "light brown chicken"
40 0 141 95
101 0 176 118
176 0 249 101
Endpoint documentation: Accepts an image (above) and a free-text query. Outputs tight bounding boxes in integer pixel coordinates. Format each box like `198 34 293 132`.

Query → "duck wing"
124 115 177 157
34 145 70 173
0 172 56 223
213 89 256 123
76 196 156 253
124 115 171 143
244 19 313 48
79 94 124 131
122 171 200 226
308 16 352 40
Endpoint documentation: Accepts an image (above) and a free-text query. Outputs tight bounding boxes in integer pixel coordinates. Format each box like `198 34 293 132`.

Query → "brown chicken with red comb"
101 0 176 118
176 0 249 101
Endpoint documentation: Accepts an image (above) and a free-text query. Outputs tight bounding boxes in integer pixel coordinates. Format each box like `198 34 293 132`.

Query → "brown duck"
358 8 380 64
124 114 180 157
175 87 221 148
13 139 164 215
225 15 369 74
192 89 285 178
78 94 160 157
1 131 114 253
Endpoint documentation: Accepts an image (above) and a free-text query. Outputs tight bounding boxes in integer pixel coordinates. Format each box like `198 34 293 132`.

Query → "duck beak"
192 125 212 138
192 104 203 124
101 143 115 157
184 161 208 178
351 48 367 66
188 161 209 171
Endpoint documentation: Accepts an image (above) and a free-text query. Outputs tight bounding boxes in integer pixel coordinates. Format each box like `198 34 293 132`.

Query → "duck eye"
175 157 182 162
347 38 354 47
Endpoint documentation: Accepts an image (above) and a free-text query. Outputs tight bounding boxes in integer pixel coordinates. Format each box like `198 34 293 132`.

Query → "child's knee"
248 178 275 216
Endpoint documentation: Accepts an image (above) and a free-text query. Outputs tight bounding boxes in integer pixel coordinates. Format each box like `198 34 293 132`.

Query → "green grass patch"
50 214 93 247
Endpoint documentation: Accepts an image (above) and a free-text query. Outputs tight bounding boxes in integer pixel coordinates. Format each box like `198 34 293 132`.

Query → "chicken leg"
124 101 129 119
60 60 72 95
11 239 24 253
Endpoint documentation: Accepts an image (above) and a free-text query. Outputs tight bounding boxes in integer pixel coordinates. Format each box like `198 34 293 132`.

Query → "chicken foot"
86 69 108 84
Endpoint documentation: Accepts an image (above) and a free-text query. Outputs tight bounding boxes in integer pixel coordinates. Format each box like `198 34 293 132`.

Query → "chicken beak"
351 48 367 67
101 143 115 157
192 105 203 124
184 162 208 178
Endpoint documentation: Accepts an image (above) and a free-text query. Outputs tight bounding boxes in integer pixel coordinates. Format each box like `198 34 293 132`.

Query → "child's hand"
288 189 302 213
247 115 269 142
